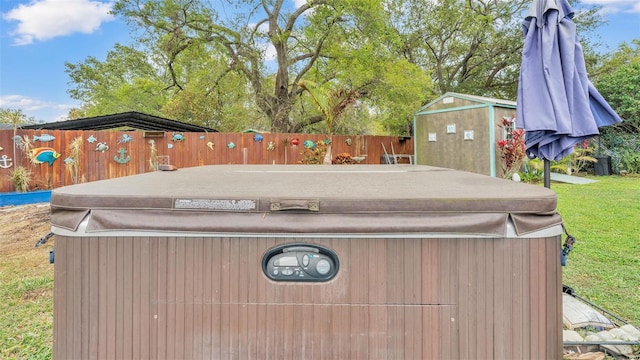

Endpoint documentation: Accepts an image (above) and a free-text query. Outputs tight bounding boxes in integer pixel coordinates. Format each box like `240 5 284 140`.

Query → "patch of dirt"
0 203 53 258
22 288 51 301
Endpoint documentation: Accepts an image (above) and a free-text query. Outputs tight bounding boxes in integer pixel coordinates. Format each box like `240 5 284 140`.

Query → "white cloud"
246 22 277 62
293 0 307 9
255 22 269 34
292 0 314 16
264 43 277 61
0 94 73 115
0 94 74 122
580 0 640 14
3 0 114 45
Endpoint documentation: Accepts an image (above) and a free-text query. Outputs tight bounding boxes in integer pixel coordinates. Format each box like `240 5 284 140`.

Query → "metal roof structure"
20 112 217 132
416 92 517 113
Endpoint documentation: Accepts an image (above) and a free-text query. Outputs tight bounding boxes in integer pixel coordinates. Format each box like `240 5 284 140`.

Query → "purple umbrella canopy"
516 0 622 162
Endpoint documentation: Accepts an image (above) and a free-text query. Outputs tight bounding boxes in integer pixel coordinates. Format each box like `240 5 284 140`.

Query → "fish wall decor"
31 147 61 166
33 134 56 142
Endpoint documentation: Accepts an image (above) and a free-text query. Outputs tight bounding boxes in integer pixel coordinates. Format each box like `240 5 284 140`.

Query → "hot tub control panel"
262 244 339 282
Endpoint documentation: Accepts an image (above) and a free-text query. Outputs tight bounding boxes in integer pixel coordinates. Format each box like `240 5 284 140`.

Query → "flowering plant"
497 115 526 179
333 153 356 164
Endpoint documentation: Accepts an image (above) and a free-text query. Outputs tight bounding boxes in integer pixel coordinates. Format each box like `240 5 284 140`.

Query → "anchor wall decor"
114 148 131 164
0 154 13 169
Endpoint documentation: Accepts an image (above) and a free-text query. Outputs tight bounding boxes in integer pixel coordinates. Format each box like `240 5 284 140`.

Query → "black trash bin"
594 155 612 176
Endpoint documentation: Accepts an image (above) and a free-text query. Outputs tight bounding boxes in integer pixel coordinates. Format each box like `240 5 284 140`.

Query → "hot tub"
51 165 564 359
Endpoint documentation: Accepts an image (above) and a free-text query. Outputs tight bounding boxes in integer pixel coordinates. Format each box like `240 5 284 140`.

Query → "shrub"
7 166 32 192
333 153 356 164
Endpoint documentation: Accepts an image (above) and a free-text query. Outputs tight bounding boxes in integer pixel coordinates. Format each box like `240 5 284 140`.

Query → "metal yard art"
30 147 61 166
0 154 12 169
33 134 56 142
95 142 109 152
114 148 131 164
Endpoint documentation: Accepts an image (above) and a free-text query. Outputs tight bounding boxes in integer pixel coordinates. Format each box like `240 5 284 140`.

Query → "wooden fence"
0 129 414 193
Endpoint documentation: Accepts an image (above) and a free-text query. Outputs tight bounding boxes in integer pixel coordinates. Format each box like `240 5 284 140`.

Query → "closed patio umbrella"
516 0 622 187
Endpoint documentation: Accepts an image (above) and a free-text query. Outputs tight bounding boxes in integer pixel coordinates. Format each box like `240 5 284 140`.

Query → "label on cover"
174 198 256 211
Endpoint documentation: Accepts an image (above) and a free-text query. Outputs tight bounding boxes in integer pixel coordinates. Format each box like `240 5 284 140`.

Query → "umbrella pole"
544 159 551 188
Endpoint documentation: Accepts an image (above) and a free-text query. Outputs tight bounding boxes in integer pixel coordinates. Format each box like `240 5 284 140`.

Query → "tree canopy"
62 0 630 135
0 108 34 126
592 40 640 132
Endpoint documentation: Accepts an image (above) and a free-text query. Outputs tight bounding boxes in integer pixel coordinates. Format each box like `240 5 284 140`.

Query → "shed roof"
417 92 517 113
20 111 217 132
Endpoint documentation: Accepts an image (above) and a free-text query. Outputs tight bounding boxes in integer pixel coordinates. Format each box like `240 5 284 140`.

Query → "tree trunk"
270 112 289 134
323 144 332 164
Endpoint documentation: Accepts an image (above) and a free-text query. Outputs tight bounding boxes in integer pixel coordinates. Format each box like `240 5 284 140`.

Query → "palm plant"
298 80 359 164
551 141 598 175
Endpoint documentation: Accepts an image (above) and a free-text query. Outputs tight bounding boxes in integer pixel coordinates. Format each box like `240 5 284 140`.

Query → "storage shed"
414 92 517 176
51 165 564 359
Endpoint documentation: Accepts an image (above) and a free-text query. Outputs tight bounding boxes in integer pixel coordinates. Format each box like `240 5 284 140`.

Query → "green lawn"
0 252 53 359
553 175 640 325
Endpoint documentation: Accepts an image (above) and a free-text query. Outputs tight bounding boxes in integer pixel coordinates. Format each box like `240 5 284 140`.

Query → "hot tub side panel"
53 235 561 359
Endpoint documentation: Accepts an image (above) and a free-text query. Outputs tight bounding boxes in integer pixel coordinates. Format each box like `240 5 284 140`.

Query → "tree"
66 42 259 130
111 0 371 132
292 0 433 134
66 0 616 136
0 108 35 168
592 40 640 132
65 44 169 118
298 80 360 163
382 0 527 100
156 44 265 131
109 0 434 134
383 0 604 102
0 108 33 126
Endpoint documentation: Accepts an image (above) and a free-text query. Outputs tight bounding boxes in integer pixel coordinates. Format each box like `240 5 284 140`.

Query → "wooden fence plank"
1 129 413 192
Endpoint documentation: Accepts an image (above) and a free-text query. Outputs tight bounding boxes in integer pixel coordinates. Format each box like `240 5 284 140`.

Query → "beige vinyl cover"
50 165 562 236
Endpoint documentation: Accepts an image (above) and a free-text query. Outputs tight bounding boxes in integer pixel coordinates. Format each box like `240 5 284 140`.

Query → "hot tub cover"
50 165 562 236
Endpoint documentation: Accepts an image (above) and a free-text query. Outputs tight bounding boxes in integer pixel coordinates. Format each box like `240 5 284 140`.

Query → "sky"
1 0 639 124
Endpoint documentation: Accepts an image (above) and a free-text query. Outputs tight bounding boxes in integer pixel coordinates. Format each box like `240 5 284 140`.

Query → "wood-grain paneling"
54 235 562 359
